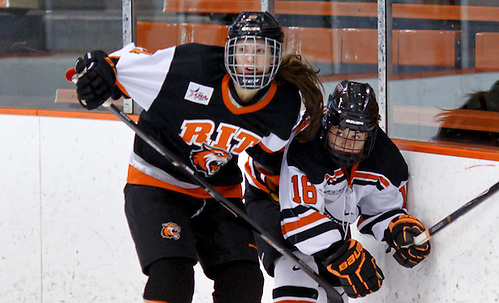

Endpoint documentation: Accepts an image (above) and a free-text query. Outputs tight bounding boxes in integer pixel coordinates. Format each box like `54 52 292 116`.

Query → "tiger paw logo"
161 222 181 240
191 143 232 176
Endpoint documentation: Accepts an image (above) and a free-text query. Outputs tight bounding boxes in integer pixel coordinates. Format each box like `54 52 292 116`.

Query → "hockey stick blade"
102 101 343 303
412 180 499 246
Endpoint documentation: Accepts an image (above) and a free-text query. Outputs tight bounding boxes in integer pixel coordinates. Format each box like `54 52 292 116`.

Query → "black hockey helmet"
320 80 380 167
227 11 284 43
224 11 283 90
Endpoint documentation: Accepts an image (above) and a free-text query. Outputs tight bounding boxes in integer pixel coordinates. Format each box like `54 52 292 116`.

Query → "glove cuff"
323 239 357 265
384 214 424 246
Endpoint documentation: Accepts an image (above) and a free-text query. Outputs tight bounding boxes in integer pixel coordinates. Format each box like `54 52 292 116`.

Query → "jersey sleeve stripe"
281 208 331 236
285 221 344 255
243 160 270 193
292 114 310 135
357 208 406 239
399 183 407 208
285 221 338 243
115 81 131 98
281 204 312 219
354 171 391 188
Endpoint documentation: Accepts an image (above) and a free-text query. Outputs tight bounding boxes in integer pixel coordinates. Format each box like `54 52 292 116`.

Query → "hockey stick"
411 180 499 246
67 65 342 301
101 101 344 303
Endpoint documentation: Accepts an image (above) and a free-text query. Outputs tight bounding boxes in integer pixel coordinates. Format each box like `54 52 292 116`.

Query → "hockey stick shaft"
413 180 499 246
102 101 343 303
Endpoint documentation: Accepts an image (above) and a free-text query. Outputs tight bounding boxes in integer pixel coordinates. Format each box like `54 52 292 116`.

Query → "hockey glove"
384 214 431 268
324 239 384 298
74 51 120 110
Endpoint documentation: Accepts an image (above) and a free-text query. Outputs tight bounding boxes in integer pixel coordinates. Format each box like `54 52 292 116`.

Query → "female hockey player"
246 80 431 302
70 11 323 303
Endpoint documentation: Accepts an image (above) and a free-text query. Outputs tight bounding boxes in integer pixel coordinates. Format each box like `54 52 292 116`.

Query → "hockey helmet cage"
320 80 380 167
224 11 283 90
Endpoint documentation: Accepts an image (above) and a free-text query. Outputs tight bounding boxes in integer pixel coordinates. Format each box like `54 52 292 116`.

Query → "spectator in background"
434 80 499 147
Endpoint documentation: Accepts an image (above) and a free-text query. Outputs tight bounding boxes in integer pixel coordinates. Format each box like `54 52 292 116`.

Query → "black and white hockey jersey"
110 43 302 199
279 127 409 256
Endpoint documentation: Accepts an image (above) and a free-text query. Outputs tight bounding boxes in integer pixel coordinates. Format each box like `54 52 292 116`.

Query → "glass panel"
135 0 379 103
0 0 123 111
388 0 499 149
6 0 498 150
1 1 381 112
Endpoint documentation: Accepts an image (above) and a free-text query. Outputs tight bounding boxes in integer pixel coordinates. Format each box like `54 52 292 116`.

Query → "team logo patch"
191 143 232 176
161 222 181 240
184 82 214 105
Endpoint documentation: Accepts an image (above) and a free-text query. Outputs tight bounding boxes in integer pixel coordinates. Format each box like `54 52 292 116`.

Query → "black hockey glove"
324 239 384 298
384 214 431 268
74 51 120 110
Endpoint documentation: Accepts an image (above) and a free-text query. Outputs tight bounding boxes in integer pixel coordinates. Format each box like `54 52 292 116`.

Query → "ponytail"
275 53 324 142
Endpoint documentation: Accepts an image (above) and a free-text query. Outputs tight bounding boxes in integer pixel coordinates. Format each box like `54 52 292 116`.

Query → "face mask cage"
224 36 282 90
323 125 377 167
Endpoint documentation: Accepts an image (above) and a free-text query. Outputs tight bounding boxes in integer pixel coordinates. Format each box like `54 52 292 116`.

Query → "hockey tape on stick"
100 100 343 303
412 180 499 246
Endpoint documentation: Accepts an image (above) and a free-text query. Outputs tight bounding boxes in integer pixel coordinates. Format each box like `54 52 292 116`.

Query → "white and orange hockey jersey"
109 43 302 199
279 127 409 256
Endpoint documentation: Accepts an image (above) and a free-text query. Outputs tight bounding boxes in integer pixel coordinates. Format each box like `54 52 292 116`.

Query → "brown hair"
434 85 499 146
275 53 324 142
